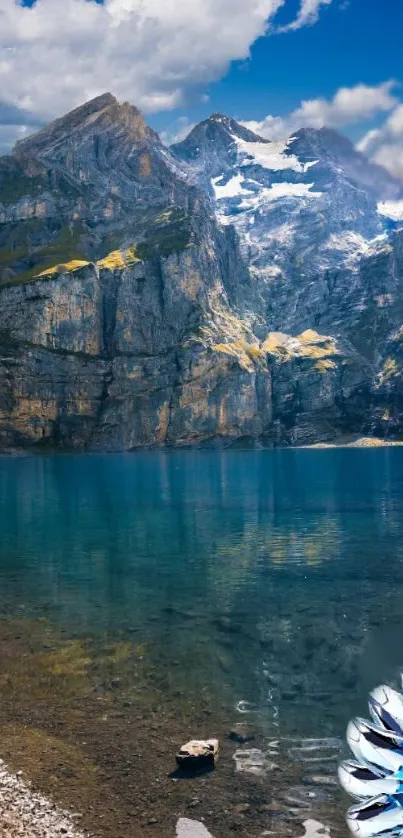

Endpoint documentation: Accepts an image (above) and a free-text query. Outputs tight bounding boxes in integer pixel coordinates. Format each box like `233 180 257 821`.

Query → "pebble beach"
0 759 85 838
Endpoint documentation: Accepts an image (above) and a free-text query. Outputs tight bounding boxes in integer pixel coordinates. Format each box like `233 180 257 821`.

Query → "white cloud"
0 0 289 129
243 82 399 140
279 0 333 31
159 117 196 146
357 104 403 179
293 82 398 127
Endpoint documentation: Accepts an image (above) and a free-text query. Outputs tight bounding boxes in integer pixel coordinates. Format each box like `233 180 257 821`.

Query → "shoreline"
0 754 330 838
1 435 403 458
0 758 86 838
296 436 403 449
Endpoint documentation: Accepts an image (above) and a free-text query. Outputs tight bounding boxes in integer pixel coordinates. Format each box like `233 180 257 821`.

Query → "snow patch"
305 159 319 171
233 136 317 174
212 173 251 200
239 182 322 209
378 200 403 221
216 210 235 226
158 147 189 180
264 222 298 245
320 231 392 269
299 820 330 838
324 232 372 256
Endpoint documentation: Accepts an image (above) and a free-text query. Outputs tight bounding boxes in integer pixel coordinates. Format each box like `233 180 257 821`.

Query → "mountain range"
0 93 403 451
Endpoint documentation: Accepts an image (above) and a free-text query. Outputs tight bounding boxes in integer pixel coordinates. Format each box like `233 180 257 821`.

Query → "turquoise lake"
1 448 403 837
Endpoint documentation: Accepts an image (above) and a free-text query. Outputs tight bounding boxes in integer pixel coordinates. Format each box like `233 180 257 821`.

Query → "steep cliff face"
0 254 367 450
172 114 403 444
0 96 402 450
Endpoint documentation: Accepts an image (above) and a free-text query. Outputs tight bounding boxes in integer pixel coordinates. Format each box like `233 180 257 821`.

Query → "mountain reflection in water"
0 449 403 836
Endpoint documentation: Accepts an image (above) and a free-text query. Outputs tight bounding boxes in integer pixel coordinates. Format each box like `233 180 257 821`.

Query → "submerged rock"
299 819 331 838
229 722 256 743
176 739 219 770
176 819 215 838
233 748 279 777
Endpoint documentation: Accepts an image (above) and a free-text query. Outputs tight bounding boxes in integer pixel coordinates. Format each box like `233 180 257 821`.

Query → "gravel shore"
0 758 87 838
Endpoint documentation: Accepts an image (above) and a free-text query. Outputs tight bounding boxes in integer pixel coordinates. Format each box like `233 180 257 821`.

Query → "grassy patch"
136 207 191 259
0 165 46 206
379 356 400 384
97 249 126 270
39 259 90 277
314 359 337 373
0 222 88 286
211 340 262 371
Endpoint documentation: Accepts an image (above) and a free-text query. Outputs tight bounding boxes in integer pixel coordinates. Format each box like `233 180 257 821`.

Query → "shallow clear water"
1 448 403 833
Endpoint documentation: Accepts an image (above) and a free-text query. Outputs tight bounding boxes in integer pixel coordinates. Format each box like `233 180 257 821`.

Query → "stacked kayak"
339 685 403 837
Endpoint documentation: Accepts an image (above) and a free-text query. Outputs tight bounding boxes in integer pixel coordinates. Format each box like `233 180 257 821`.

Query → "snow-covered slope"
172 116 403 337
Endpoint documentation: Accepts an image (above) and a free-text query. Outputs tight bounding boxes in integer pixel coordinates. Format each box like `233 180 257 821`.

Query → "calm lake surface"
1 448 403 837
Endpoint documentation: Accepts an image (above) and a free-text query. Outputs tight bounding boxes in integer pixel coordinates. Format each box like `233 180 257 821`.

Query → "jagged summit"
170 112 269 185
171 112 267 166
205 112 267 142
0 92 193 288
14 93 153 158
289 126 403 199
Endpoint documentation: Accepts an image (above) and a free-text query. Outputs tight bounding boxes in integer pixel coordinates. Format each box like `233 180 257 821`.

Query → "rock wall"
0 252 371 451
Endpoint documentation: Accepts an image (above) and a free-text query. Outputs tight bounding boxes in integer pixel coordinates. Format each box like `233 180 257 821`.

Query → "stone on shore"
176 740 219 770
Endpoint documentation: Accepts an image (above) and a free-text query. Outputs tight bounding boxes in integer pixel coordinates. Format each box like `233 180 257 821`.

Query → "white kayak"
339 760 403 799
346 794 403 838
369 686 403 737
347 719 403 774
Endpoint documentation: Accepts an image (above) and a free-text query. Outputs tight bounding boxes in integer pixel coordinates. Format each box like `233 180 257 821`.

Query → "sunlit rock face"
0 97 403 450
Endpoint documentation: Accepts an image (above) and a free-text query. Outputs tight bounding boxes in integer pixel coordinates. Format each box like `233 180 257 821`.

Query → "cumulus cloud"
0 0 288 126
243 82 399 140
159 117 196 147
357 105 403 179
279 0 333 31
293 82 398 127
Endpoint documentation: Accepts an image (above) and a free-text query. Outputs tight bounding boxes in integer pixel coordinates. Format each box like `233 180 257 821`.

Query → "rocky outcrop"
0 95 402 450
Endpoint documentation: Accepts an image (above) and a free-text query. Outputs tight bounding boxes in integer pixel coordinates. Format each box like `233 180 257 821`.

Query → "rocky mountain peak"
13 93 155 161
170 113 269 185
171 112 266 166
0 94 194 289
288 126 403 199
206 113 266 142
289 126 356 155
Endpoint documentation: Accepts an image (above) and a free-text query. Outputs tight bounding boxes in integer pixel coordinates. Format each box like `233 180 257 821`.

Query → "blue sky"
1 0 402 176
151 0 403 143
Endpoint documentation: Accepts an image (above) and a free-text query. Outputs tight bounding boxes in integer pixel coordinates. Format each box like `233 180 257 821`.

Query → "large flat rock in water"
176 819 214 838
